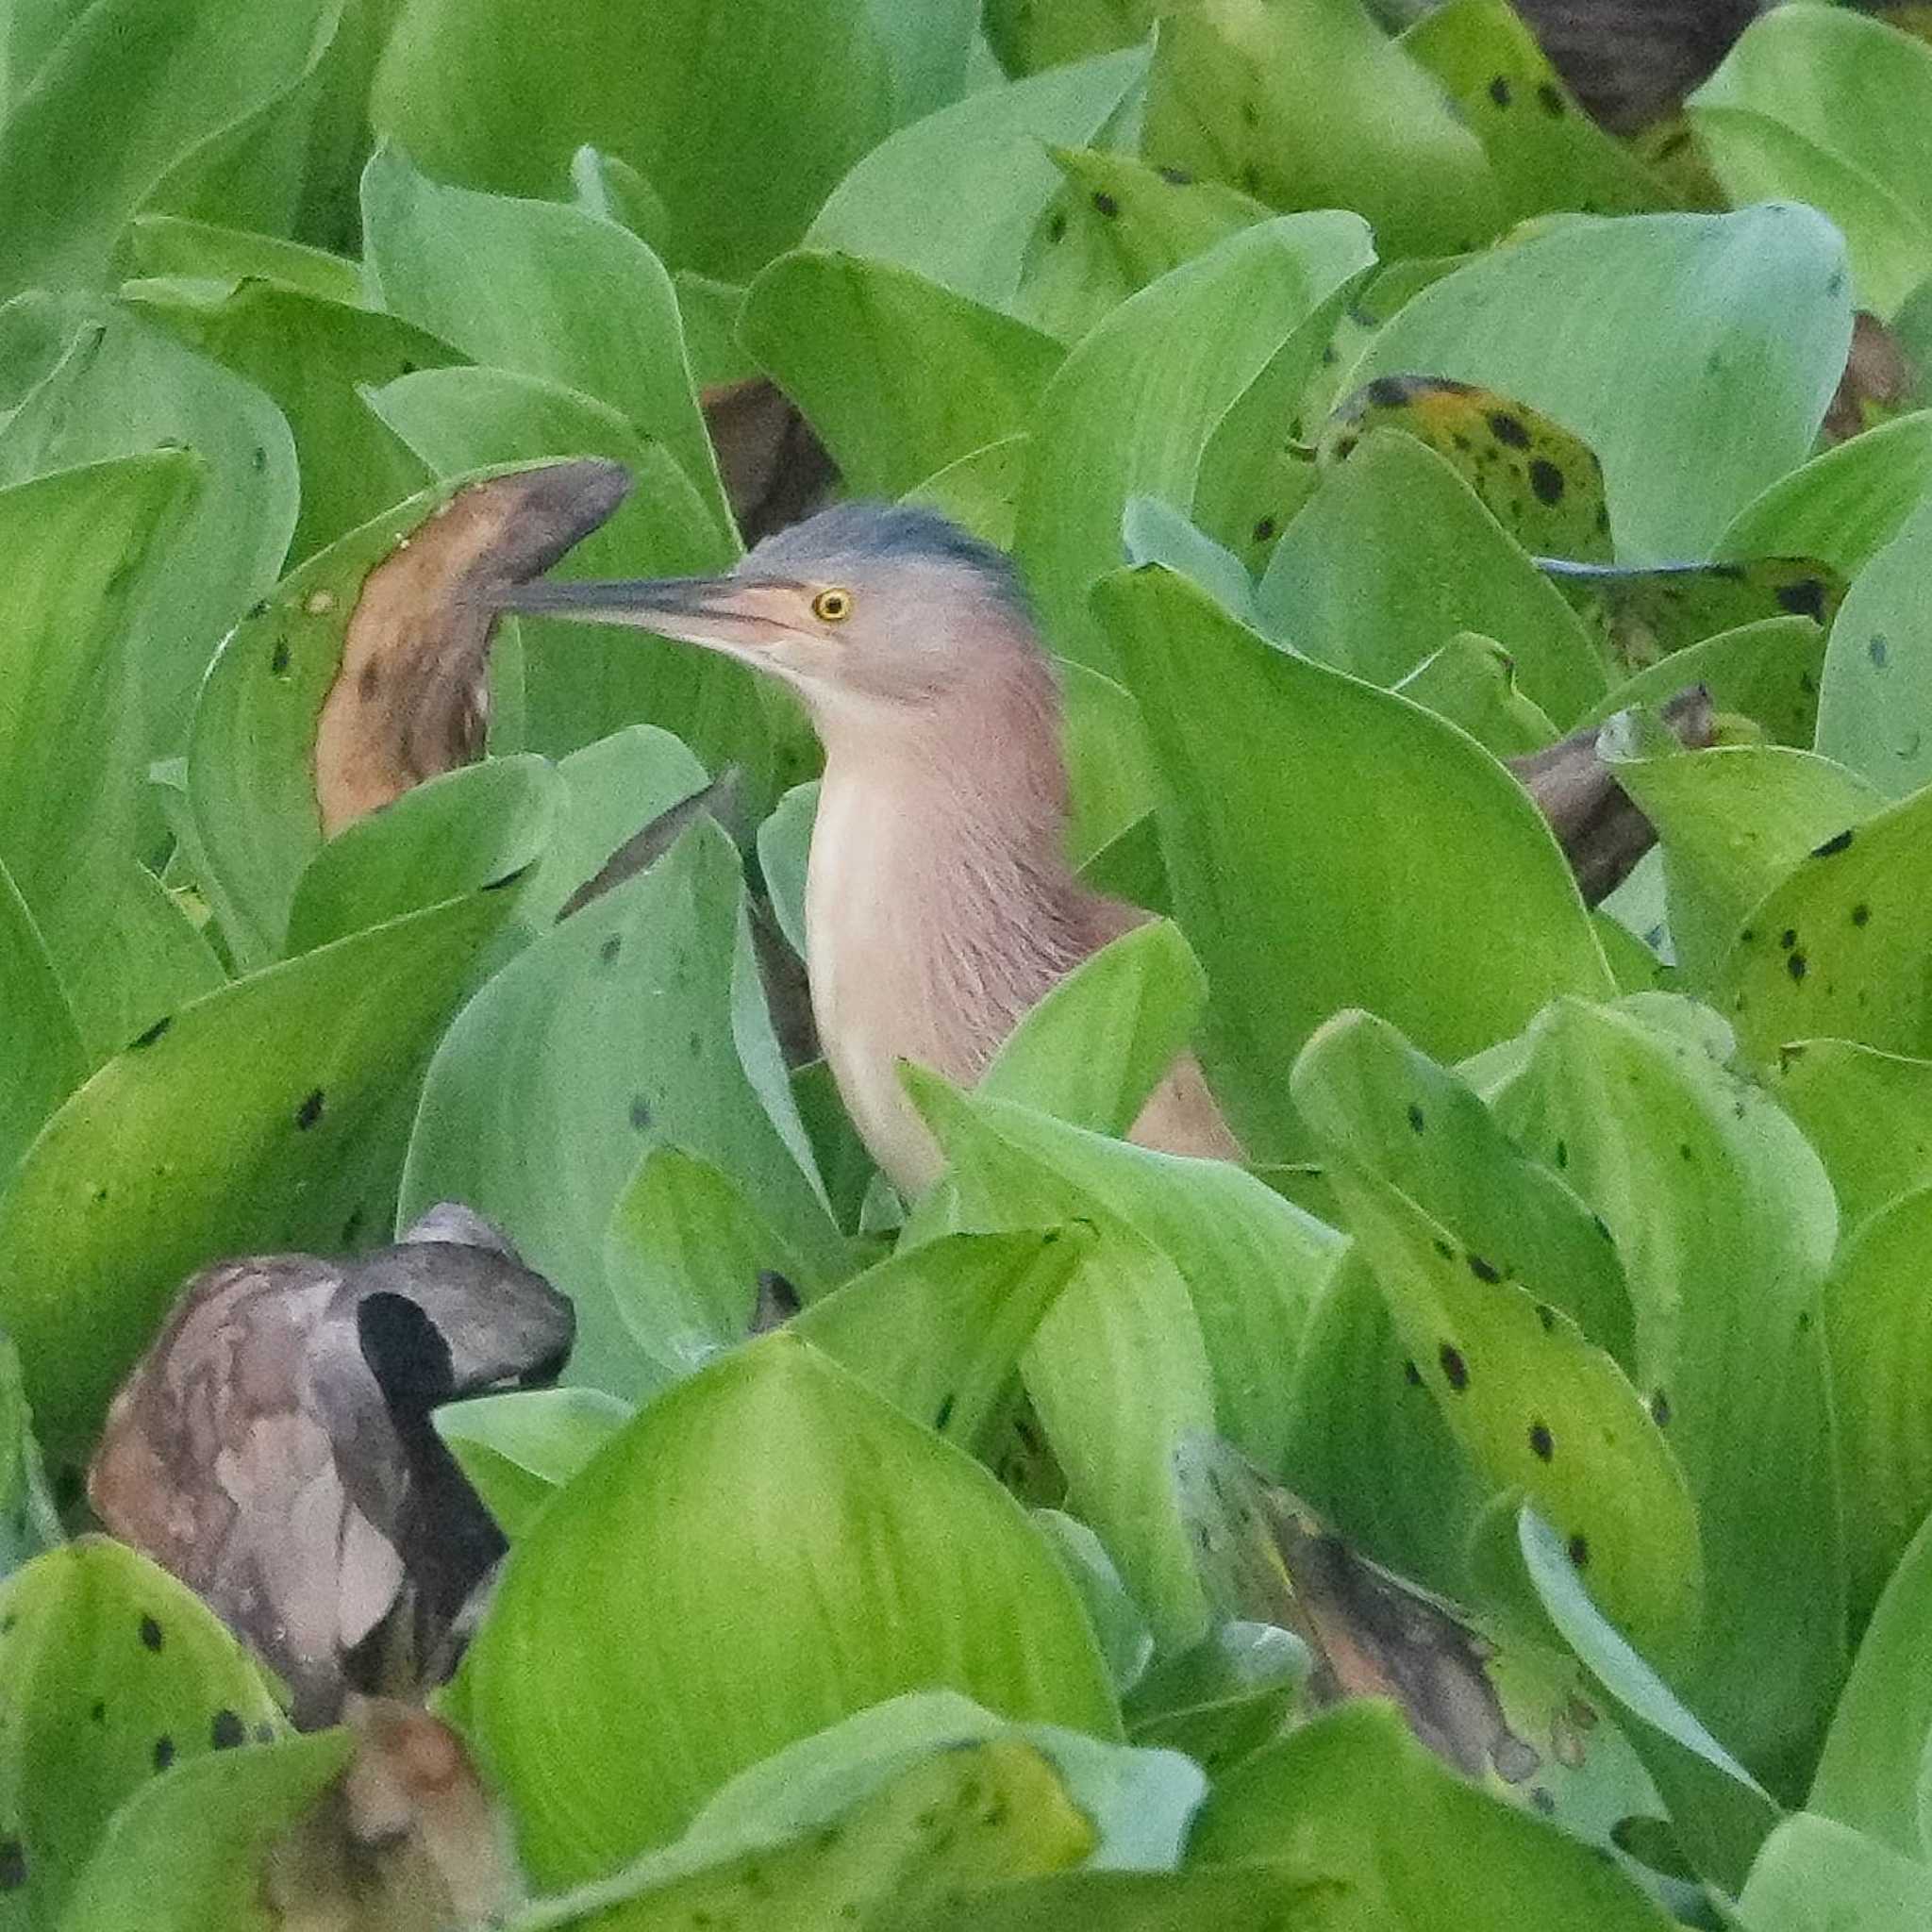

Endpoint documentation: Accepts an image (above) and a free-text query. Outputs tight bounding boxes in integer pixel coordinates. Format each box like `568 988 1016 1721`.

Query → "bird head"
492 501 1043 734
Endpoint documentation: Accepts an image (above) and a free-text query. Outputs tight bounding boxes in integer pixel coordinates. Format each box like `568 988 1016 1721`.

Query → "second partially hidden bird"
495 502 1245 1194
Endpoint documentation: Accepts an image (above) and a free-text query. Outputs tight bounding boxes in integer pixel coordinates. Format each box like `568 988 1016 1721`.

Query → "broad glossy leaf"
982 0 1155 76
1013 146 1269 342
0 856 84 1177
808 47 1152 308
125 276 451 561
917 1868 1363 1931
905 436 1030 548
1354 206 1854 561
0 0 341 300
461 1336 1119 1881
81 863 227 1064
438 1387 633 1541
981 921 1206 1138
371 0 968 281
1394 635 1558 757
1812 1507 1932 1858
1293 1012 1698 1654
1189 1698 1675 1930
1716 411 1932 579
1060 658 1160 868
1256 430 1607 725
1735 1814 1932 1932
741 253 1063 498
1141 0 1502 258
402 820 841 1396
1018 213 1374 672
1690 6 1932 318
0 1539 287 1927
1773 1040 1932 1238
0 884 518 1474
361 146 731 534
125 214 364 304
1319 375 1613 565
1489 999 1843 1791
1816 489 1932 797
1718 779 1932 1064
1401 0 1670 223
0 1339 58 1581
1097 564 1613 1155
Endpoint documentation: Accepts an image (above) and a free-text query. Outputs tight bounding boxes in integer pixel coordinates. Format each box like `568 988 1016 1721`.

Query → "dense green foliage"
6 0 1932 1924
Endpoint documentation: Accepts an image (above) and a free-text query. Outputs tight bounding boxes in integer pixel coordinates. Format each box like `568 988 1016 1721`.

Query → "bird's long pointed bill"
490 574 793 656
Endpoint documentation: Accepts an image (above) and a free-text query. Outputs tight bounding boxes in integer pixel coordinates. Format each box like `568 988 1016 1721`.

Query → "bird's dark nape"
754 499 1033 618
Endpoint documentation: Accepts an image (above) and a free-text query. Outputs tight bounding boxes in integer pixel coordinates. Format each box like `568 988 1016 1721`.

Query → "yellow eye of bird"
812 587 854 624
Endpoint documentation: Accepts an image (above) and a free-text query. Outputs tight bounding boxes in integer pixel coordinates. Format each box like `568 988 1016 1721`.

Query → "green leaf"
125 214 364 304
0 1338 59 1581
1394 635 1559 757
360 145 731 535
980 921 1207 1139
0 1539 288 1927
402 820 842 1397
1718 779 1932 1065
1189 1697 1677 1930
461 1335 1120 1883
1816 490 1932 798
0 883 519 1474
1096 563 1613 1156
1142 0 1503 258
371 0 969 281
1811 1506 1932 1859
1018 213 1374 673
0 854 85 1178
1736 1813 1932 1932
1256 430 1607 726
1690 5 1932 319
982 0 1155 78
58 1729 356 1932
1292 1011 1701 1656
438 1387 633 1541
741 253 1064 498
0 0 341 300
1486 999 1844 1789
1772 1040 1932 1239
1400 0 1670 223
1353 206 1855 561
808 48 1152 308
1581 616 1827 753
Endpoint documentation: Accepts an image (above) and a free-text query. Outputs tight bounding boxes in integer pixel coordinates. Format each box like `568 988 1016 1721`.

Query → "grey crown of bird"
497 501 1243 1191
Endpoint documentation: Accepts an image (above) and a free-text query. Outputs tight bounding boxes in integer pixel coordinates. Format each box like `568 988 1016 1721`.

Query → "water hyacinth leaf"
1097 564 1614 1155
1400 0 1671 223
124 277 455 561
1189 1698 1677 1931
1257 431 1607 725
796 1225 1092 1450
1582 615 1827 751
1013 145 1269 341
807 47 1153 308
0 452 202 1059
79 863 228 1065
361 146 731 535
1734 1813 1932 1932
125 213 365 303
1488 998 1843 1789
1394 635 1559 758
56 1728 357 1932
1690 5 1932 319
980 920 1206 1138
741 253 1064 499
1059 658 1160 868
1597 728 1885 984
1034 1515 1154 1697
1810 1506 1932 1859
402 820 842 1398
1141 0 1503 258
1319 375 1613 565
437 1387 633 1541
1018 212 1374 673
0 884 518 1474
1301 253 1469 425
1117 494 1257 626
1520 1509 1781 1896
1772 1040 1932 1239
460 1336 1119 1882
0 1338 59 1580
1718 779 1932 1064
1292 1014 1699 1654
1121 1619 1305 1774
905 435 1030 550
0 1539 288 1928
283 755 558 953
1816 490 1932 798
982 0 1155 77
1715 409 1932 580
1354 206 1854 561
0 855 85 1178
1541 557 1843 683
0 0 341 301
1821 1188 1932 1617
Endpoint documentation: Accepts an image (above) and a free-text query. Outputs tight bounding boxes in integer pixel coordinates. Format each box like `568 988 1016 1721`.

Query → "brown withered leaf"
88 1206 574 1727
1509 684 1714 905
1824 310 1919 444
264 1695 522 1932
702 376 838 544
1510 0 1757 132
313 459 631 836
